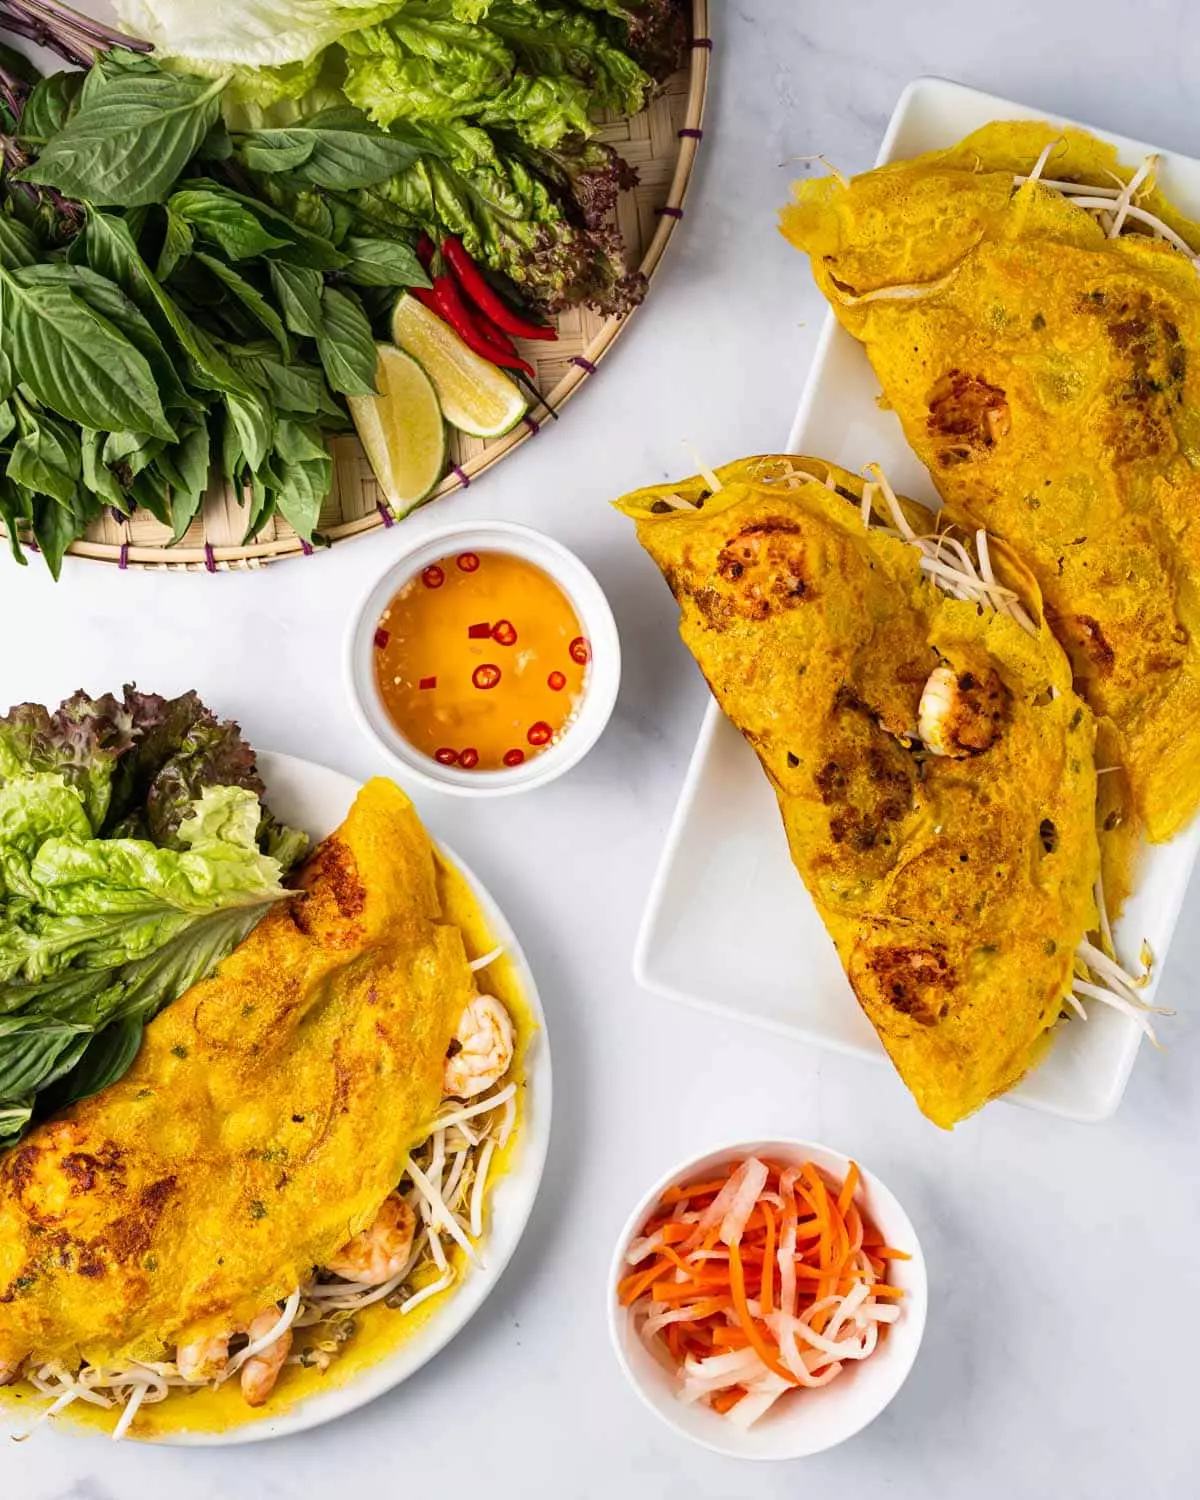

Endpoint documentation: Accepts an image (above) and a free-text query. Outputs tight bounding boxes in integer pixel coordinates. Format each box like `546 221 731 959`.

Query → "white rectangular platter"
635 77 1200 1123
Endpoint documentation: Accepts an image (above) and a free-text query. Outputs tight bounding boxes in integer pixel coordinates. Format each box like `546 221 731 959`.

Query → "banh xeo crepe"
0 776 522 1436
616 455 1100 1128
780 122 1200 872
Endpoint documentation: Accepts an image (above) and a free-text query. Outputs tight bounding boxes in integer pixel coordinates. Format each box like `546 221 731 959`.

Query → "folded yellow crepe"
0 778 472 1373
781 122 1200 868
617 456 1099 1127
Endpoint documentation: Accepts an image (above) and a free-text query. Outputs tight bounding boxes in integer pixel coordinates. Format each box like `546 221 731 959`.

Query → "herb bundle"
0 37 430 574
0 686 307 1149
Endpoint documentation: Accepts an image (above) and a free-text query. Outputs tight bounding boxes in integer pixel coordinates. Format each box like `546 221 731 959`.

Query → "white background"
3 2 1200 1496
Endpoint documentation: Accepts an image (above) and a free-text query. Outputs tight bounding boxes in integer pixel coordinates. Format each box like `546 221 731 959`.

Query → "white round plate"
142 751 551 1444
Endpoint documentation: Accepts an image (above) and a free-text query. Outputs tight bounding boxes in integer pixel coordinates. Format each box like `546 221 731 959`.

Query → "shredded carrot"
729 1241 797 1385
760 1201 776 1315
836 1161 861 1217
621 1155 907 1425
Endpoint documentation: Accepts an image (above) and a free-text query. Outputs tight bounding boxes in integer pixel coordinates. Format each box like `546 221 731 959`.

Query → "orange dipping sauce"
373 549 590 771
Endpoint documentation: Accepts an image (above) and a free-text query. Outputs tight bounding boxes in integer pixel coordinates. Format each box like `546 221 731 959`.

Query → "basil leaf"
0 474 30 565
273 418 329 467
21 71 83 142
176 177 347 271
103 428 164 478
159 420 211 543
267 260 324 337
80 428 129 510
130 464 171 524
343 234 430 288
0 399 14 447
170 187 291 261
48 1016 143 1110
0 217 39 271
226 389 272 471
8 398 81 505
83 211 253 399
239 110 422 190
242 472 274 542
192 252 288 356
0 267 173 439
15 261 195 415
155 209 194 282
21 70 229 207
316 286 378 397
0 350 13 405
272 453 329 540
238 136 312 175
32 490 88 579
240 354 343 421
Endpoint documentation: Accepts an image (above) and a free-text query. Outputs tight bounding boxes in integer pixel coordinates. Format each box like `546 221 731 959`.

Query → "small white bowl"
607 1139 927 1461
345 520 620 797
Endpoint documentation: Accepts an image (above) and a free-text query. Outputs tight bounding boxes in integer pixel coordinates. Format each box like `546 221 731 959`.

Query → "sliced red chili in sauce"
457 552 481 573
458 747 479 769
547 670 566 692
472 664 502 691
374 627 390 650
527 722 553 746
422 565 445 589
492 619 518 647
419 676 437 690
569 636 591 665
467 622 492 639
434 747 459 765
503 748 526 767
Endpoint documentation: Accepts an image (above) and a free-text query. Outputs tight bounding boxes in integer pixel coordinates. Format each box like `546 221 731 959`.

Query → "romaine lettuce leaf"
113 0 406 69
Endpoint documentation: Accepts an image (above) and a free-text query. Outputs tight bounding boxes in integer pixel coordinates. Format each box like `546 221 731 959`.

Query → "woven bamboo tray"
65 2 711 573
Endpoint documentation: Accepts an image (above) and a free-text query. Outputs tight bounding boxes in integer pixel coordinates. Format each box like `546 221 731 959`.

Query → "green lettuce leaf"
0 688 308 1146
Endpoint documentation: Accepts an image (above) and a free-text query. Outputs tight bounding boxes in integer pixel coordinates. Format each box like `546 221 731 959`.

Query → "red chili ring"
569 636 591 665
503 748 526 767
374 627 390 650
456 552 480 573
527 721 553 747
492 619 518 647
547 670 566 692
421 565 445 589
472 664 502 691
434 747 459 766
458 747 479 769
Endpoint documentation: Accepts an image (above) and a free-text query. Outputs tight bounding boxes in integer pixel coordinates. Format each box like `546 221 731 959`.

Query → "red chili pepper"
441 237 557 343
492 619 517 647
527 722 553 747
374 627 389 650
421 565 444 589
547 670 566 692
459 747 479 769
427 275 535 377
473 664 502 691
503 748 526 767
416 233 436 269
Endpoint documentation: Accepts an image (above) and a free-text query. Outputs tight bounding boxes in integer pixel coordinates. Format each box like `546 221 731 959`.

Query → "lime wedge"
390 294 528 438
348 344 446 516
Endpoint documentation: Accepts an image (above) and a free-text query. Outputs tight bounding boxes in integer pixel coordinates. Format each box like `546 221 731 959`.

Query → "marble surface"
3 2 1200 1496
